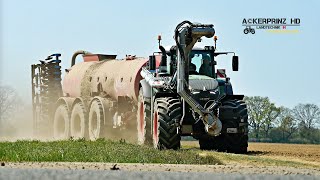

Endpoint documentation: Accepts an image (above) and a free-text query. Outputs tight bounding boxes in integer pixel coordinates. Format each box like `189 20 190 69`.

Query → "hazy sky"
1 0 319 108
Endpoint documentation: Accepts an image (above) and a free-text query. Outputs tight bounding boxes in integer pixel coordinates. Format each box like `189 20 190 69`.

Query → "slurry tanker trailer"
31 21 248 153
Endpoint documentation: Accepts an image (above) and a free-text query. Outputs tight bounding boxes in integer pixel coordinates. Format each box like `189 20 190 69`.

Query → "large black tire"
199 99 248 153
53 104 70 140
199 138 214 150
153 97 181 150
137 89 152 145
70 102 88 139
88 99 105 140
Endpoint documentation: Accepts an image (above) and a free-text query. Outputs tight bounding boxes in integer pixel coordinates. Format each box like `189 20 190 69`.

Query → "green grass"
0 139 222 165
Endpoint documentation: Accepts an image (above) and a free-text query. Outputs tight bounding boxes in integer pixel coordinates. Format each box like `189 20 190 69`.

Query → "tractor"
31 20 248 153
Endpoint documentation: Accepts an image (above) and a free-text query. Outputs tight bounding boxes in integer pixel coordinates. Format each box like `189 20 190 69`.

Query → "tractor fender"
140 79 151 98
223 94 244 101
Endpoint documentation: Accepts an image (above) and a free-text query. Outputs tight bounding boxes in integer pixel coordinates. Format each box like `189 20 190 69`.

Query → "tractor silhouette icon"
243 26 255 34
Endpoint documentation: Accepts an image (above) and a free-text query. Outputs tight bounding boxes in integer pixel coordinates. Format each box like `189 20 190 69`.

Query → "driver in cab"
199 54 212 77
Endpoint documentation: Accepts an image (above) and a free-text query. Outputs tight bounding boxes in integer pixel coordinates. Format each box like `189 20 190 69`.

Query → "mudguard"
223 94 244 100
140 79 152 98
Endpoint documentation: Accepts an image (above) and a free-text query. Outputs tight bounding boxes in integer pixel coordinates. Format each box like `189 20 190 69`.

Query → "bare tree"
292 104 320 129
0 86 22 124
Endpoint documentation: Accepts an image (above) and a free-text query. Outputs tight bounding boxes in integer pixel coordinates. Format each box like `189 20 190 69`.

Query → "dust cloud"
0 105 34 141
0 107 140 143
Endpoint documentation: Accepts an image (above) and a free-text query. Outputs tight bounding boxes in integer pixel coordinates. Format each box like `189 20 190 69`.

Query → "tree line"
245 96 320 144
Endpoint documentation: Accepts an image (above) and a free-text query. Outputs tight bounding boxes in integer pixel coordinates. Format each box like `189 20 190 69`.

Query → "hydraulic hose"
174 20 193 61
174 21 222 136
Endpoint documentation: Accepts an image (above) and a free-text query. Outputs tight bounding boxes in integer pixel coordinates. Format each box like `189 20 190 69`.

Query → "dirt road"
1 167 318 180
1 162 319 176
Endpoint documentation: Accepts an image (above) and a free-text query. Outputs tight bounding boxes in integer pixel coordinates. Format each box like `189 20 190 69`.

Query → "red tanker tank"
38 51 162 141
63 54 148 102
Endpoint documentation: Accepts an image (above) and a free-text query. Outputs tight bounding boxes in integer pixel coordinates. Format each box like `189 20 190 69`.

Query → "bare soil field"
248 143 320 162
182 141 320 168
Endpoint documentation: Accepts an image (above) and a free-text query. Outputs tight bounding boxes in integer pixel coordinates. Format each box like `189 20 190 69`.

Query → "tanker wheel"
199 99 248 153
137 89 152 145
53 104 70 140
153 97 181 150
88 99 105 140
70 102 88 139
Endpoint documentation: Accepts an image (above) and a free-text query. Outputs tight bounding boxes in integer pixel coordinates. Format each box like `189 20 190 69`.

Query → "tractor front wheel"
153 97 181 150
136 89 152 145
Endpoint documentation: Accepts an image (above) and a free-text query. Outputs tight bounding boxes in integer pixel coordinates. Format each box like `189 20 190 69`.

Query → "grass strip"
0 139 222 165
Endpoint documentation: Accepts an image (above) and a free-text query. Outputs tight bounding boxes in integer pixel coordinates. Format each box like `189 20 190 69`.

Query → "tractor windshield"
189 50 214 78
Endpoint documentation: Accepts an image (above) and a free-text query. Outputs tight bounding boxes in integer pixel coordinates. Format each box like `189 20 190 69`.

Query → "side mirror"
149 55 156 71
232 56 239 71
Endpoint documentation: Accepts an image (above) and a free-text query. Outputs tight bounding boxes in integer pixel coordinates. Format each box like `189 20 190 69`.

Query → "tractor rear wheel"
199 99 248 153
137 89 152 145
153 97 181 150
70 102 88 139
53 104 70 140
88 99 105 140
199 138 214 150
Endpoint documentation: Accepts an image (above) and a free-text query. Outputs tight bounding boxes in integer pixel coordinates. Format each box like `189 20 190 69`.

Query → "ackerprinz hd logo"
242 18 301 34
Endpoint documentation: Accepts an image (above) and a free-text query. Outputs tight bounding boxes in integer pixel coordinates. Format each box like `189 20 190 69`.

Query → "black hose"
174 21 193 61
168 20 191 87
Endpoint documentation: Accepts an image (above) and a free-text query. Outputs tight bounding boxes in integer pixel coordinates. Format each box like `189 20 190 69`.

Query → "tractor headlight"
209 88 219 95
191 89 201 94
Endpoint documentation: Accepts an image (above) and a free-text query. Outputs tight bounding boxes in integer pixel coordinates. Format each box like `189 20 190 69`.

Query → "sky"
0 0 319 108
